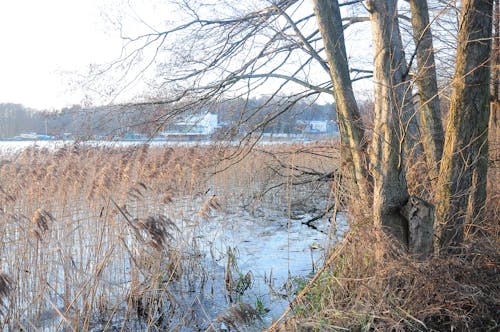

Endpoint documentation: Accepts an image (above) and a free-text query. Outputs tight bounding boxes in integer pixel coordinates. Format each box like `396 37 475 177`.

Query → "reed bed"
0 141 339 330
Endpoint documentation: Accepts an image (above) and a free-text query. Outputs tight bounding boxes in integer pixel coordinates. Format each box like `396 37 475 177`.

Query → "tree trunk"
400 196 435 259
436 0 493 251
312 0 371 205
366 0 410 244
409 0 445 184
490 0 499 215
471 0 499 227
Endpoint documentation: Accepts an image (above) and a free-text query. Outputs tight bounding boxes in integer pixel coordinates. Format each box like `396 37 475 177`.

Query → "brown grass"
268 144 500 332
0 141 338 330
269 221 499 331
1 139 496 330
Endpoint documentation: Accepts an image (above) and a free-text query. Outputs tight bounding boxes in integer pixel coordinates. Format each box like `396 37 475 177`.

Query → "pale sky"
0 1 373 110
0 0 123 109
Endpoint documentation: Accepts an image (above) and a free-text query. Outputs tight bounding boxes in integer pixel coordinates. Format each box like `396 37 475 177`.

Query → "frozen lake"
0 140 208 154
0 136 335 154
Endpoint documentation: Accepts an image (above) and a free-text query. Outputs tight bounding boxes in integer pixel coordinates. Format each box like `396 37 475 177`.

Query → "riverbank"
268 158 499 331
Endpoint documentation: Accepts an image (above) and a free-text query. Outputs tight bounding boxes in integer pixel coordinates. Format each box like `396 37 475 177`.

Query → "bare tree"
365 0 411 244
93 0 494 254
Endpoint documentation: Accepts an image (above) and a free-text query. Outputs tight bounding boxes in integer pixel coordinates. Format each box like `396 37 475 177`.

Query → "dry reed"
0 141 338 330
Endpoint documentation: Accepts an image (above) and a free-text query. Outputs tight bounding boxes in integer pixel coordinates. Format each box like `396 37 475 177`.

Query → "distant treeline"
0 97 337 139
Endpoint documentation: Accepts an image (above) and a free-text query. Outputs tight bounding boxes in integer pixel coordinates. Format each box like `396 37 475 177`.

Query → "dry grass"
0 141 338 330
269 220 499 331
1 139 496 330
269 145 500 332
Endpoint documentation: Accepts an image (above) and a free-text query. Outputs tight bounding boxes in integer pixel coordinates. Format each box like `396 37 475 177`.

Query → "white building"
164 113 218 136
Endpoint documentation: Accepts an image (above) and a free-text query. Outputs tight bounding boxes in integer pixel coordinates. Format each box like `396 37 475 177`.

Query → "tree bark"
436 0 493 251
366 0 410 244
312 0 371 205
400 196 434 259
471 0 499 227
409 0 445 184
490 0 499 217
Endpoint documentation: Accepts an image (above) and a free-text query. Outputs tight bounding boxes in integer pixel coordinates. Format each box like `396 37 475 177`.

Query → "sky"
0 0 123 110
0 1 373 110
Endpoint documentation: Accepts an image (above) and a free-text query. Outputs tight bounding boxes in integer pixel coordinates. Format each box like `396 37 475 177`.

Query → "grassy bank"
272 223 499 331
269 152 499 332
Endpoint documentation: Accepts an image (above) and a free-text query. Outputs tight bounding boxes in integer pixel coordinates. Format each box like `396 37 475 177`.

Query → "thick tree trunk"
409 0 445 184
312 0 371 205
366 0 410 244
471 0 499 227
436 0 493 251
400 196 435 259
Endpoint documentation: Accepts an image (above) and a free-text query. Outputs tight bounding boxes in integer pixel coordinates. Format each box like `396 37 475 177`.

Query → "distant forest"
0 98 337 139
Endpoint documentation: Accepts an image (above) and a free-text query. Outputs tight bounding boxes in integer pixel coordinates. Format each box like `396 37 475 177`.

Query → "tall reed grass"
0 141 339 330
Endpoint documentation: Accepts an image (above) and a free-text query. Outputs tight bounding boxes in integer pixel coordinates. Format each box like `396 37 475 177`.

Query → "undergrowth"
278 222 499 331
271 153 499 332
